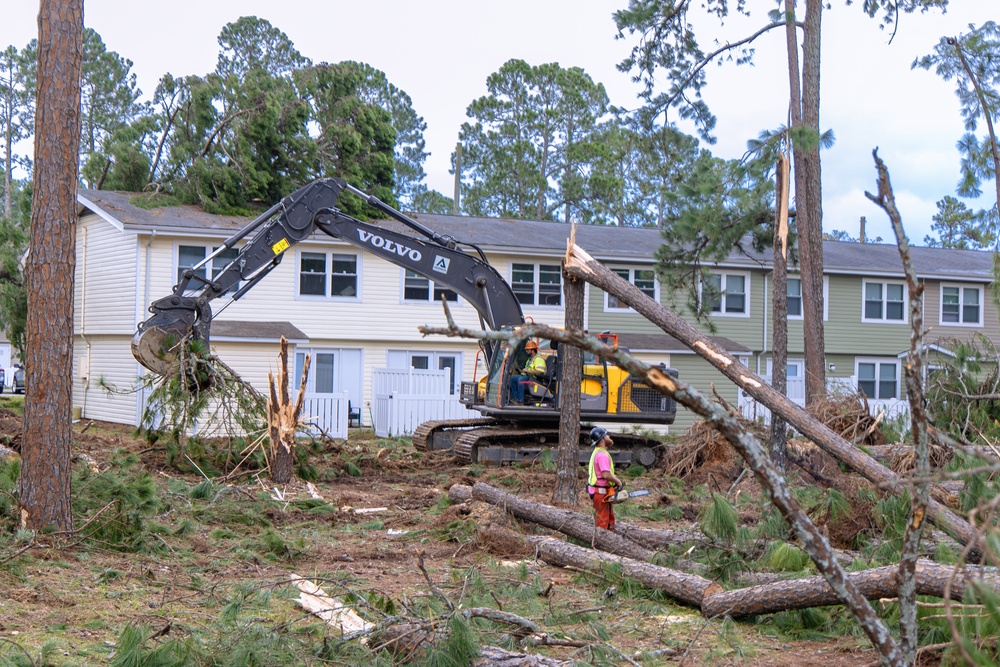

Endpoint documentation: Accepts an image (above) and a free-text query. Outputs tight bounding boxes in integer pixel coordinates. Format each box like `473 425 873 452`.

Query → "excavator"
132 178 677 466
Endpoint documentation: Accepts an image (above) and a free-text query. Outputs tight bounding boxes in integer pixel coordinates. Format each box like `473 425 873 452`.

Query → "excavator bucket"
131 307 200 375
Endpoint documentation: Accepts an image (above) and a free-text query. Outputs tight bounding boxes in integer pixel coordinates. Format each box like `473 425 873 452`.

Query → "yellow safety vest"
588 446 614 487
526 354 546 374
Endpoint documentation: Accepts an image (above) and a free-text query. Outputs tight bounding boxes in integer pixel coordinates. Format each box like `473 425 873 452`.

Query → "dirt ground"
0 410 914 666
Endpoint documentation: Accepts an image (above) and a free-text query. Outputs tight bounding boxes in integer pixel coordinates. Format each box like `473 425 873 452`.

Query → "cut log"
449 484 473 503
701 561 1000 619
470 482 652 560
457 483 699 550
529 536 722 608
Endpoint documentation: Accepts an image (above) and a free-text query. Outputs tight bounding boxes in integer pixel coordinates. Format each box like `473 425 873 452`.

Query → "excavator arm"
133 178 524 375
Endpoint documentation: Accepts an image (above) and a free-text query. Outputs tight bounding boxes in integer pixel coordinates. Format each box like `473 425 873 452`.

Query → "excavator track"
451 425 664 468
412 417 497 452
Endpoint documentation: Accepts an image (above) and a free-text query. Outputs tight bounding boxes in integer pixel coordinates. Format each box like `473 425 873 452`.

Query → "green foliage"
458 59 611 223
539 448 555 471
766 542 810 572
420 615 479 667
923 196 996 249
141 338 267 475
624 464 646 478
925 335 1000 444
72 453 163 552
187 479 215 500
699 493 739 543
110 624 188 667
79 28 146 186
914 21 1000 209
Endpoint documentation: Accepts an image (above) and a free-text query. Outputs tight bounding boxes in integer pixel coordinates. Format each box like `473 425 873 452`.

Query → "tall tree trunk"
19 0 83 532
770 154 790 473
799 0 827 404
552 264 583 506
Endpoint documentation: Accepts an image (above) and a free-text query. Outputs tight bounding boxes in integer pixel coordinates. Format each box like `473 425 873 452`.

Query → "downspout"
140 230 156 424
761 274 768 376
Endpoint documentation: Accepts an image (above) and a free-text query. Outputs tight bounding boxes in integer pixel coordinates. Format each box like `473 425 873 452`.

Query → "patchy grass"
0 419 898 666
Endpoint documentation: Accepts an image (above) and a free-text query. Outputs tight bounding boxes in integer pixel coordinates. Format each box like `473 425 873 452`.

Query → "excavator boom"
133 178 523 374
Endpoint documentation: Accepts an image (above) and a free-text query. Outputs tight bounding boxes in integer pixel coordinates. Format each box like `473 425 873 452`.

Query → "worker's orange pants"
592 489 615 532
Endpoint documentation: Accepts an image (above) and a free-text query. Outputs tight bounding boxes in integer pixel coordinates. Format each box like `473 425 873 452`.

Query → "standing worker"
587 426 623 531
509 340 546 405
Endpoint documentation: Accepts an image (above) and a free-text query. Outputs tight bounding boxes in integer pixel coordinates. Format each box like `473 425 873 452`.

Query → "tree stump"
268 337 310 484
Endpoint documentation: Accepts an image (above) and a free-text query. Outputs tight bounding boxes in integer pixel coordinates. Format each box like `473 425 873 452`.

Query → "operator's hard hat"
525 340 539 352
590 426 608 444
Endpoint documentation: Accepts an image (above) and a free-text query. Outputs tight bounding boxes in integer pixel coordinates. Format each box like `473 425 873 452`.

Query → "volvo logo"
357 230 422 261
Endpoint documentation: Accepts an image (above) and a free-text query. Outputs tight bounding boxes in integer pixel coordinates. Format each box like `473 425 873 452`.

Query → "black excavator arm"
133 178 524 375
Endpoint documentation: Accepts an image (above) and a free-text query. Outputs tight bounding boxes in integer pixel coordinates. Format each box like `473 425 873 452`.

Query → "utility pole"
453 142 462 216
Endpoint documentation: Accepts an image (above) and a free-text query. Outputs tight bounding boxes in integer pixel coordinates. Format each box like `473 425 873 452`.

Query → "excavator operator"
508 340 546 405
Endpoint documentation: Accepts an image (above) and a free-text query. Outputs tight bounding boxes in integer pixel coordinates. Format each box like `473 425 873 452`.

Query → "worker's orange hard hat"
525 340 539 351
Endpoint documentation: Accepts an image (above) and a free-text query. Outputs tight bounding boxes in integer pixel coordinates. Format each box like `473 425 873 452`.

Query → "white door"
295 348 363 405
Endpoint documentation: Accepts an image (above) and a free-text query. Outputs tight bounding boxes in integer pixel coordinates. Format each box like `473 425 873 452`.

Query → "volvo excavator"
132 178 677 467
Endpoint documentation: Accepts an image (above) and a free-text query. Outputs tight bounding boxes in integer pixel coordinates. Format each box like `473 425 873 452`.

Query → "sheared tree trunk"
770 154 791 473
560 246 978 555
268 337 310 484
552 256 584 506
19 0 83 532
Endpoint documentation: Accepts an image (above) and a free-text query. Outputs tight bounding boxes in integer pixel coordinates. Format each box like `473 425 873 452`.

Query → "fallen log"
702 561 999 619
529 536 723 608
475 645 572 666
531 534 1000 621
449 484 473 503
470 482 653 560
454 483 700 550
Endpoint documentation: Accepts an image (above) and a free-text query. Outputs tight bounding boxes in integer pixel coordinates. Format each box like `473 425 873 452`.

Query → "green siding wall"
585 267 766 352
669 354 745 433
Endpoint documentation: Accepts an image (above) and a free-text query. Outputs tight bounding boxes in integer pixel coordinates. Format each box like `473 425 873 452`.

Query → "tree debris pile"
807 393 888 448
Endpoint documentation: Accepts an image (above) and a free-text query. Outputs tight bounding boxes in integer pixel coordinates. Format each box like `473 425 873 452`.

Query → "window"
787 277 802 318
606 267 658 309
403 270 457 303
177 244 241 294
703 271 749 316
856 359 899 400
863 280 906 322
766 358 803 379
511 263 562 306
298 251 359 298
941 284 982 326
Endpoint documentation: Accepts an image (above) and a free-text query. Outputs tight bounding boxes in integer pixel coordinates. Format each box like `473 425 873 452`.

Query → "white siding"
73 336 143 425
76 214 139 334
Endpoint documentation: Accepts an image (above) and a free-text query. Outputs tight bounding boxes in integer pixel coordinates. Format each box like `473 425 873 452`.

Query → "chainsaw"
605 488 651 504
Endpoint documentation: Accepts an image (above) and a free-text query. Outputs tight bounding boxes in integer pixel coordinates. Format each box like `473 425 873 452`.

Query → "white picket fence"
297 392 350 439
739 375 910 425
372 367 478 437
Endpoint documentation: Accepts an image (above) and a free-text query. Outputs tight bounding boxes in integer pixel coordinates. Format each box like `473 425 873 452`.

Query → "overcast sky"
3 1 996 244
